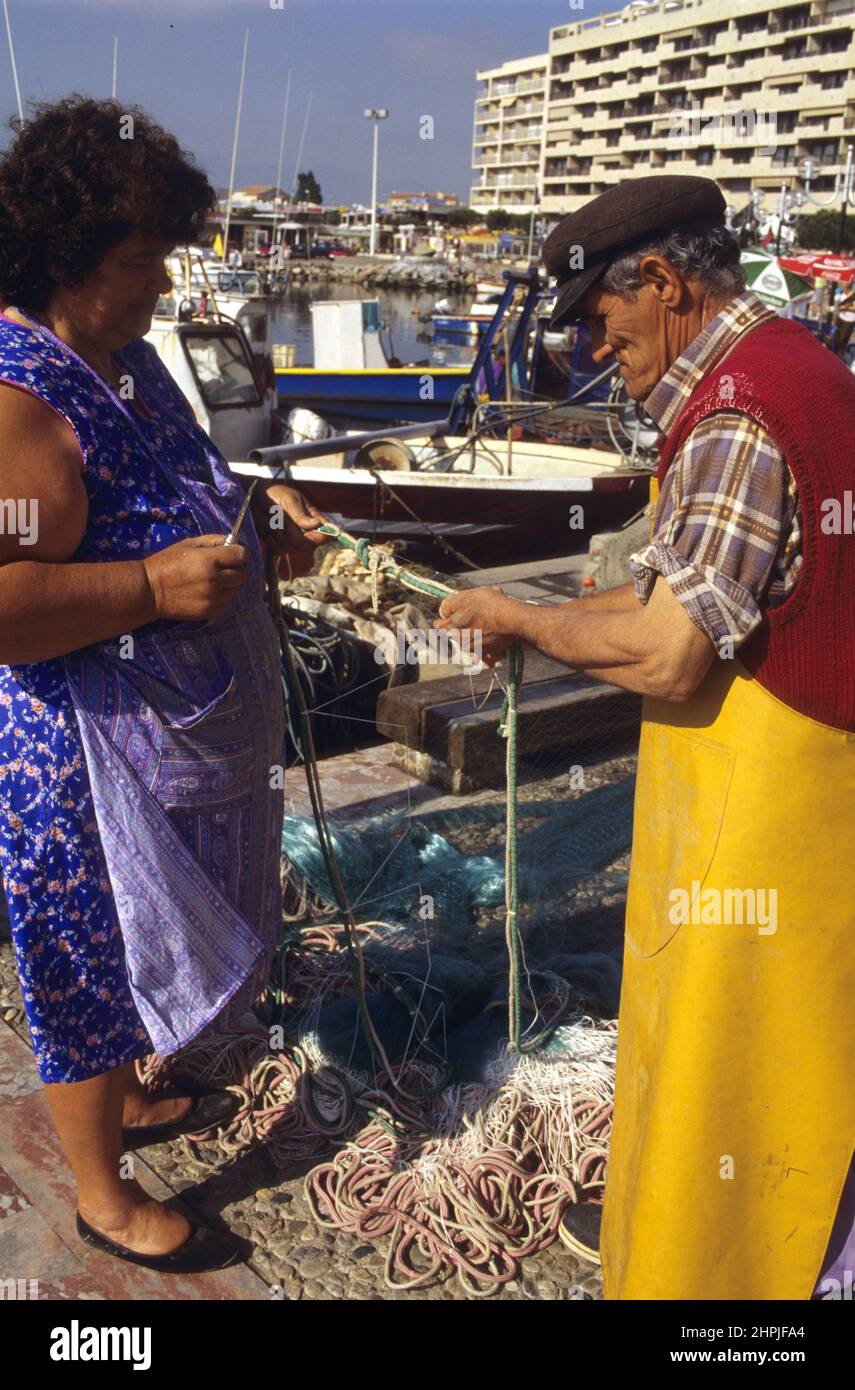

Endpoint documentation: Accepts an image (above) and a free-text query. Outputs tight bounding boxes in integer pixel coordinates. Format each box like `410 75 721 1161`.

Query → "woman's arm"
0 385 247 663
0 558 156 663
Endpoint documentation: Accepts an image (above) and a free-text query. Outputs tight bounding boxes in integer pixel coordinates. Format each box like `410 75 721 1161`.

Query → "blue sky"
0 0 611 205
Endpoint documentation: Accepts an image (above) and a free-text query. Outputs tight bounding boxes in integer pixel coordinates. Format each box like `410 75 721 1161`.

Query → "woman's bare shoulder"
0 378 81 458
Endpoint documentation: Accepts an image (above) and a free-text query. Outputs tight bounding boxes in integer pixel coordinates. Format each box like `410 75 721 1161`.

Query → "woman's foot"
77 1196 193 1258
121 1090 194 1130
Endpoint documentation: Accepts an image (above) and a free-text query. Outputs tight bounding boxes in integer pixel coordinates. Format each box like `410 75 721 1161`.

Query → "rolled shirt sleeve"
629 410 801 651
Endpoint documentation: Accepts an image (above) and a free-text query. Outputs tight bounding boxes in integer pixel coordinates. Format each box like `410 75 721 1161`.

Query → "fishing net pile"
143 531 637 1294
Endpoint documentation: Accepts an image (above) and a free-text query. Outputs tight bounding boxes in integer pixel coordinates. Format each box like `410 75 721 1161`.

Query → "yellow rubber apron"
601 655 855 1299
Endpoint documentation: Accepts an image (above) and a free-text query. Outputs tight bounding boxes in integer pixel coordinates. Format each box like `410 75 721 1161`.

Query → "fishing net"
151 527 638 1295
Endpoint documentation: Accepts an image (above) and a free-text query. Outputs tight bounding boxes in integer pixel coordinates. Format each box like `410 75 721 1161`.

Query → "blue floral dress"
0 309 282 1084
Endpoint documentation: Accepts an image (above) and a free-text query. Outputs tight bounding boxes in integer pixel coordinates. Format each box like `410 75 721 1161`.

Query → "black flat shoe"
75 1210 244 1273
122 1089 240 1146
558 1201 602 1266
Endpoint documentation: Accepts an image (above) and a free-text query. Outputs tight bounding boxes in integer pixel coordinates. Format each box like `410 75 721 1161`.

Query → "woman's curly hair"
0 94 217 309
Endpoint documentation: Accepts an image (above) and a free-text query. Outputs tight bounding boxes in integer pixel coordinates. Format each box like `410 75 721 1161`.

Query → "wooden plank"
426 678 641 788
377 650 584 748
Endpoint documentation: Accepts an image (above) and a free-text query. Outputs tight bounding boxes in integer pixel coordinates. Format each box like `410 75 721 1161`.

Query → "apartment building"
468 1 855 218
542 0 855 215
470 53 548 215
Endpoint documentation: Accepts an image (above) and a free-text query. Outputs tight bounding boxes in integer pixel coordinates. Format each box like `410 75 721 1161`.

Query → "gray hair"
600 225 746 302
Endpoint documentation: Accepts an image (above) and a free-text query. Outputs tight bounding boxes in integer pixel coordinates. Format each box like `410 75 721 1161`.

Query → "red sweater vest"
656 317 855 731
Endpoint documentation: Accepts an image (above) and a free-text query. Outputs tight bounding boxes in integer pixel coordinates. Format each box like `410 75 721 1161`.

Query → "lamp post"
795 146 855 253
364 108 388 257
837 144 854 254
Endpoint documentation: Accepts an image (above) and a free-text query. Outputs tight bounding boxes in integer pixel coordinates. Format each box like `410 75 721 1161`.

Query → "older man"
434 176 854 1300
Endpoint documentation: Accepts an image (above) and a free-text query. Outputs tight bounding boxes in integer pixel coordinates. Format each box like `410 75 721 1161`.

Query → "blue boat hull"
276 367 469 426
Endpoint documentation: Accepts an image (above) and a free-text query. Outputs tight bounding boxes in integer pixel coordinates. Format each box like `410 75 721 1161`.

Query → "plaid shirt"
630 292 803 649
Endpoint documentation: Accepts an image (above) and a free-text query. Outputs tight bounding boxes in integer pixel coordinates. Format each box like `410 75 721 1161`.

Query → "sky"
0 0 612 206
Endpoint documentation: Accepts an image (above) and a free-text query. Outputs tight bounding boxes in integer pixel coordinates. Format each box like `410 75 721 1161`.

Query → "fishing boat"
275 295 470 427
146 251 280 458
249 267 656 567
430 287 505 339
232 434 651 568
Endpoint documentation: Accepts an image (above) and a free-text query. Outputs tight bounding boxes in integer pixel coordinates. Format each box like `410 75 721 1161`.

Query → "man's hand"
250 482 329 554
433 585 522 667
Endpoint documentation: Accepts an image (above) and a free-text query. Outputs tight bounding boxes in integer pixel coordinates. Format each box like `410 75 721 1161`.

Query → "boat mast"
271 66 292 258
221 27 250 269
291 89 314 260
2 0 23 125
111 35 118 99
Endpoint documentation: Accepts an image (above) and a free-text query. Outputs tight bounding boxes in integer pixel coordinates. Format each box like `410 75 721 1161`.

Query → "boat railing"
248 414 454 473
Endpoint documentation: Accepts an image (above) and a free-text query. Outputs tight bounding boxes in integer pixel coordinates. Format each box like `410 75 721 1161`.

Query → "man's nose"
590 336 615 365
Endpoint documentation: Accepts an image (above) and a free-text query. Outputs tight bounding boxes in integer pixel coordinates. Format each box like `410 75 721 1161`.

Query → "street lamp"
364 108 389 257
795 145 855 254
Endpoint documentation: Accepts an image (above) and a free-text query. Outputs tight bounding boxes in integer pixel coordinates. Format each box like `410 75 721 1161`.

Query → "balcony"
478 173 538 189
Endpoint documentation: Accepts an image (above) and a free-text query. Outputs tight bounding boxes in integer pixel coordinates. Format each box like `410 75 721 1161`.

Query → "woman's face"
54 232 175 347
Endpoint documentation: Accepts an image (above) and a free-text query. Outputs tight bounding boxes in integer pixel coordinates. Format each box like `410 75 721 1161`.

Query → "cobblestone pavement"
0 751 634 1301
0 939 604 1301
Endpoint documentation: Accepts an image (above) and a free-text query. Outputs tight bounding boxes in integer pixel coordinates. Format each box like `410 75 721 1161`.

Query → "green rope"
288 523 545 1057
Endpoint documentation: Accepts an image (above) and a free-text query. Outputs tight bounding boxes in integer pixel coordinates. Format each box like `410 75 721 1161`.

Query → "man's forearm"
0 559 157 664
500 586 700 698
557 581 639 613
507 600 654 689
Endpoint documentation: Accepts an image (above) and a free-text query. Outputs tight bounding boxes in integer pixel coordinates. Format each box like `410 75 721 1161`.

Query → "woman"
0 95 327 1272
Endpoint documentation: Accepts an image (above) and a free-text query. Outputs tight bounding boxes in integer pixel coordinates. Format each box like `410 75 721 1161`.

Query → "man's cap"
542 175 727 330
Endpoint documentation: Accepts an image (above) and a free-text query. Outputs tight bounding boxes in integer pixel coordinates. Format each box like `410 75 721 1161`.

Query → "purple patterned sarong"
62 595 285 1055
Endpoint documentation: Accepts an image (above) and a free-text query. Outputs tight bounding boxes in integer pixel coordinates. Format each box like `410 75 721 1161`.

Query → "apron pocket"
626 719 735 958
156 666 256 812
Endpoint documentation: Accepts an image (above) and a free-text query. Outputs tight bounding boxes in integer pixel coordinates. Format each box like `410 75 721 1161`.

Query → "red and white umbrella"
778 252 855 285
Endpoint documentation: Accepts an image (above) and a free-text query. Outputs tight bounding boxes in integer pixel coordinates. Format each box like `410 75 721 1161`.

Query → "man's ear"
636 255 684 309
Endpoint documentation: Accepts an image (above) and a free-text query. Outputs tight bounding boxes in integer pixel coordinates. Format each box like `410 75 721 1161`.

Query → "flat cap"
542 175 727 330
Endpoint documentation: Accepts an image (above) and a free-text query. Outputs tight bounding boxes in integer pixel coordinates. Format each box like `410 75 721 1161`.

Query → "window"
782 40 807 59
819 33 851 54
697 148 713 165
805 139 840 161
778 113 798 133
779 5 811 31
822 71 847 88
737 15 768 37
183 332 262 410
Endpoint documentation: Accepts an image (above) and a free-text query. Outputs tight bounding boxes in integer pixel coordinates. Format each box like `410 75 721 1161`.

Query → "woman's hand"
250 482 329 554
143 535 249 620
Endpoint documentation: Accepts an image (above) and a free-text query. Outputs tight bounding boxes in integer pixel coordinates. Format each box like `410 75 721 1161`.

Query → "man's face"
575 280 673 401
60 233 175 346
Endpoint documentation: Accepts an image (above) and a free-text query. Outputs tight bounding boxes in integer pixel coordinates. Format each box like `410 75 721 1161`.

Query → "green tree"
296 170 322 205
485 209 532 233
795 208 855 253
